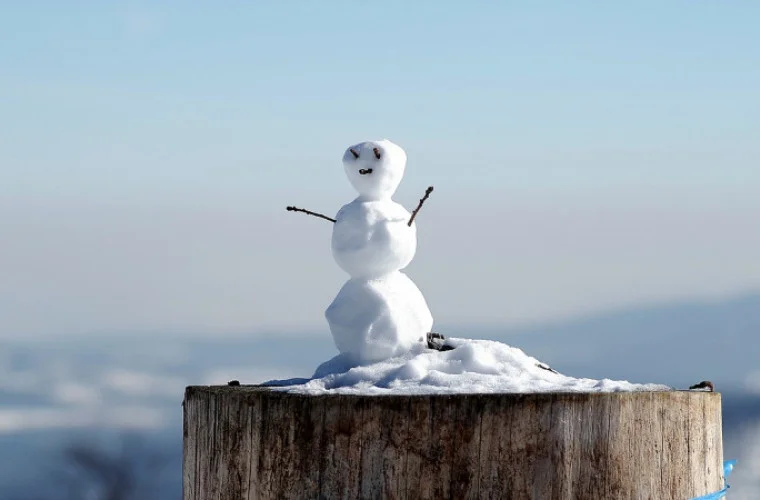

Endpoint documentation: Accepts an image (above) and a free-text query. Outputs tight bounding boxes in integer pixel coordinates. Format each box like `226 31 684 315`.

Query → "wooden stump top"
183 386 723 500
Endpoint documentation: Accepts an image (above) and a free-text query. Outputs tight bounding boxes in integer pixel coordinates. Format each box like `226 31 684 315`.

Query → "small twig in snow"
286 206 336 223
408 186 434 227
536 362 559 374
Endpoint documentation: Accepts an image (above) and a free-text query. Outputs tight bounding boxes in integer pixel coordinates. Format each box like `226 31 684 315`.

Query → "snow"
325 272 433 363
266 337 671 395
283 139 671 394
326 139 433 364
331 199 416 278
341 139 407 201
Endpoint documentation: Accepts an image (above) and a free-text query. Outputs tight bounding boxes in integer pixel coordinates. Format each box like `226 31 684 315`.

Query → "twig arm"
286 206 336 223
408 186 434 227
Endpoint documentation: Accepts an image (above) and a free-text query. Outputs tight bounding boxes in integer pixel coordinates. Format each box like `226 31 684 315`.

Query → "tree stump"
183 386 723 500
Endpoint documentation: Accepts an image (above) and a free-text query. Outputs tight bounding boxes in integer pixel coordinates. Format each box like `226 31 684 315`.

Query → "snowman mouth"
359 169 373 175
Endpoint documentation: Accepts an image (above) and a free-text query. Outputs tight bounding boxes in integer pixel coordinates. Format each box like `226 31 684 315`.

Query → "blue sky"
1 2 759 337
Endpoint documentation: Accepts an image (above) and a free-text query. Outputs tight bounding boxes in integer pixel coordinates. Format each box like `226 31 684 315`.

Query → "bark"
183 387 723 500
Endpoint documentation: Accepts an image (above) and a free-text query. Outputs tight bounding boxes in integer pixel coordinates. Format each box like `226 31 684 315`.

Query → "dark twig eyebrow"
373 147 381 159
349 148 359 159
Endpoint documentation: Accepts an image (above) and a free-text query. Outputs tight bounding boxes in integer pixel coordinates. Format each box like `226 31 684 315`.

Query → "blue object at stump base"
689 460 737 500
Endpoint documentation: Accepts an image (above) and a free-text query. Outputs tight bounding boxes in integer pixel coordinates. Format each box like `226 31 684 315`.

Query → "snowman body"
326 140 433 364
331 199 415 279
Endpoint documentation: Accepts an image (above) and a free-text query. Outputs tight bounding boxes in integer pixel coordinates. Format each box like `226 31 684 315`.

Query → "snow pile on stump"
267 337 671 395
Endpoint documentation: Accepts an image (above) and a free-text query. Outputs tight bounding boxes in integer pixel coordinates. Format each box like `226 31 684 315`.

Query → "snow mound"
265 338 671 395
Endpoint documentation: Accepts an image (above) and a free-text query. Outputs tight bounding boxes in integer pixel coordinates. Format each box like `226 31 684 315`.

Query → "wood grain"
183 387 723 500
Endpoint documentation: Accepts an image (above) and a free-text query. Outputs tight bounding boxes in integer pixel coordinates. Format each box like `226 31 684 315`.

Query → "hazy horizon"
3 189 759 338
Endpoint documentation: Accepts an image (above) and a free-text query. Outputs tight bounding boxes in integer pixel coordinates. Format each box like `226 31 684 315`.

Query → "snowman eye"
349 148 360 159
373 147 381 159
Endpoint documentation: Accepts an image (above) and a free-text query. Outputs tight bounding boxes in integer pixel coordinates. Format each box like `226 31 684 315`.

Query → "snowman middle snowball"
326 139 433 364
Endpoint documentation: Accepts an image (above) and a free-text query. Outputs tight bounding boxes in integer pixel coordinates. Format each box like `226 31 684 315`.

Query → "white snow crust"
268 338 671 395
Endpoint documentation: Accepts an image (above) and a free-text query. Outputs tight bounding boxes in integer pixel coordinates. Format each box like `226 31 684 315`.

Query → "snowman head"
342 139 407 200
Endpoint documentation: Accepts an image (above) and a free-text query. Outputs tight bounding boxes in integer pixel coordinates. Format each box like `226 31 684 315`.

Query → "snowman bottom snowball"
325 271 433 365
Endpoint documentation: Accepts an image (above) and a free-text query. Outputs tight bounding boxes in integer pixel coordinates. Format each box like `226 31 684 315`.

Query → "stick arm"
286 206 336 223
408 186 434 227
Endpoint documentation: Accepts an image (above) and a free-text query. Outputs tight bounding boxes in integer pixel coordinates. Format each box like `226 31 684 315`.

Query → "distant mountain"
476 291 760 393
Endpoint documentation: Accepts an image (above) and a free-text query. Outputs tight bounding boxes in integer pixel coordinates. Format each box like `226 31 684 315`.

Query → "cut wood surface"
183 386 723 500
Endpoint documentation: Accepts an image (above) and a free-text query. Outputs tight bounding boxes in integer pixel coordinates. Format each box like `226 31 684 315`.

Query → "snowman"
287 139 435 364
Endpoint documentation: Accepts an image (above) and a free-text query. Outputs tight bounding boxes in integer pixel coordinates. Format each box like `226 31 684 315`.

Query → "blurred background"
1 2 758 498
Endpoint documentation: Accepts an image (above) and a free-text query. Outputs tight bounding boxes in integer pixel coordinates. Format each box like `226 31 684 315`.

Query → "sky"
1 2 759 338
